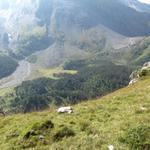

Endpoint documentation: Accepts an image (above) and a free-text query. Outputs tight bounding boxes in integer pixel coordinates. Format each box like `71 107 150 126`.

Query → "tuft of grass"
53 126 75 142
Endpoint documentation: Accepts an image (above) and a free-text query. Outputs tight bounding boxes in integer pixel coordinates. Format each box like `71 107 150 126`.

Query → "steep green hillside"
0 69 150 149
130 37 150 65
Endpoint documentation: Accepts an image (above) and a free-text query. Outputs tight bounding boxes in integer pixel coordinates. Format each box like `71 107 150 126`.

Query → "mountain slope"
36 0 150 37
0 69 150 149
1 0 150 48
120 0 150 12
0 0 150 82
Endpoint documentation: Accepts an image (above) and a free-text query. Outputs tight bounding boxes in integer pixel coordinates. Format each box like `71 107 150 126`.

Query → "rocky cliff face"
120 0 150 12
0 0 150 56
37 0 150 37
0 0 150 40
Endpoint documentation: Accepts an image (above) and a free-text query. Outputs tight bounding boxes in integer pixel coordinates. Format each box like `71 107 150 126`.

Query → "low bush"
21 120 54 140
139 68 150 77
120 125 150 150
53 126 75 141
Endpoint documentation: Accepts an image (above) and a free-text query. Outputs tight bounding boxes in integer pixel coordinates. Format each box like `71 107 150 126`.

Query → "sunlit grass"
38 66 77 79
0 87 14 96
0 76 150 149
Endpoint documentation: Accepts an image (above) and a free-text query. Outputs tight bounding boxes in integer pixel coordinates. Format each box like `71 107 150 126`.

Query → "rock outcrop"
129 61 150 85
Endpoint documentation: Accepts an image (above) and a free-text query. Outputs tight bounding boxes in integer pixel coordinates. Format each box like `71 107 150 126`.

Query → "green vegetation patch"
21 120 54 139
53 126 75 142
16 26 53 57
120 125 150 150
0 55 18 79
10 61 131 113
139 68 150 77
19 120 54 148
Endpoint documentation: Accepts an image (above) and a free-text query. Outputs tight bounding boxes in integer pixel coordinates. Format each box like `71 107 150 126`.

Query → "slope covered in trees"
0 55 18 79
9 60 131 113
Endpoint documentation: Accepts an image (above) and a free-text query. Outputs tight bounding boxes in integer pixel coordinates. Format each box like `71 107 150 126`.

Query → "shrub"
18 120 54 148
53 127 75 141
22 120 54 140
120 125 150 150
79 121 90 132
38 120 54 130
139 69 150 77
0 55 18 79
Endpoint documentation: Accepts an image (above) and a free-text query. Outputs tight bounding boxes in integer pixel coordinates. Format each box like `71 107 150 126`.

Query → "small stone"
141 107 147 111
39 135 45 140
108 145 115 150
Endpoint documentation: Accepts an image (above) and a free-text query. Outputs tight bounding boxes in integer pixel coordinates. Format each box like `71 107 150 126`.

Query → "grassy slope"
37 67 77 79
0 76 150 150
0 87 14 97
134 46 150 65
